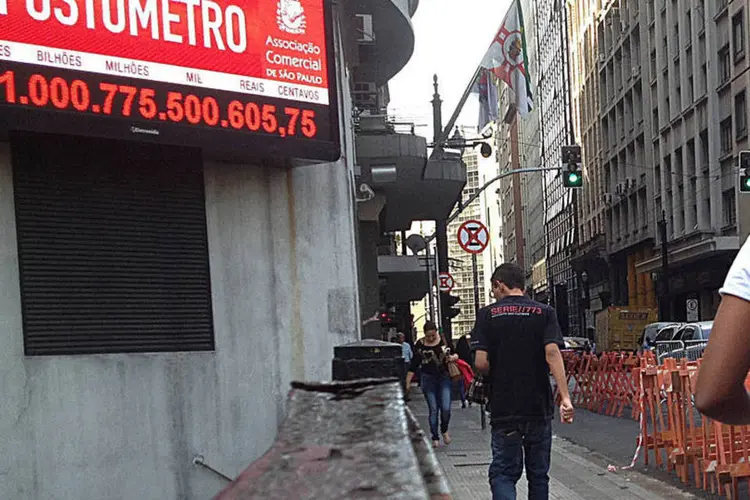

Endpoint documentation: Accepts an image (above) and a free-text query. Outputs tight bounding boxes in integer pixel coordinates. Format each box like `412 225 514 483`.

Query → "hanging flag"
471 69 499 132
479 0 533 115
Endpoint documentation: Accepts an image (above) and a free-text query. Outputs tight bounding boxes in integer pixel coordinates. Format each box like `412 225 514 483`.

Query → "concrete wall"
0 141 360 499
0 42 362 500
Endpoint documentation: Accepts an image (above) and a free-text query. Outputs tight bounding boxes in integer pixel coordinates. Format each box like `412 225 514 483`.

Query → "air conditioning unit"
621 21 628 32
602 193 613 205
632 66 640 78
355 14 375 43
626 177 636 190
599 53 607 63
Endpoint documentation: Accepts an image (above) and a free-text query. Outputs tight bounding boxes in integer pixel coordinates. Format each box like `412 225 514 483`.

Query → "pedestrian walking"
406 320 457 448
472 263 574 500
399 332 414 399
695 235 750 424
456 334 472 408
399 332 413 369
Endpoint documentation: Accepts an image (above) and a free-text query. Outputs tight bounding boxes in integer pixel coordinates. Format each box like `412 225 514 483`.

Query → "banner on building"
479 0 533 116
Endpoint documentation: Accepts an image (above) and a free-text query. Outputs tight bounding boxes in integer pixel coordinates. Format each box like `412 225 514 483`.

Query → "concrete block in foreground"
213 378 451 500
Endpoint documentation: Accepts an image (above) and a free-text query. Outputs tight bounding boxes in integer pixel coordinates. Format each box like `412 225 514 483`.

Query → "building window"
722 189 737 227
720 118 733 154
12 133 215 356
735 91 747 139
719 45 731 85
733 11 745 62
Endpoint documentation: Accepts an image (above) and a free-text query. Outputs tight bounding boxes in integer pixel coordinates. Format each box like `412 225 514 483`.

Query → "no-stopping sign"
438 272 455 292
457 220 489 254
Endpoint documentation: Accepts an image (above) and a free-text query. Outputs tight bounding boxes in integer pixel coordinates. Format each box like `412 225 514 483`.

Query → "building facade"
0 2 427 498
631 0 749 321
353 2 466 341
535 0 579 336
593 0 660 318
497 86 523 269
478 123 506 289
566 0 750 325
516 0 550 302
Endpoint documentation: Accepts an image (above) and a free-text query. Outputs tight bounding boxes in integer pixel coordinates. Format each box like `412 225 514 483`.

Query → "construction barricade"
561 349 750 499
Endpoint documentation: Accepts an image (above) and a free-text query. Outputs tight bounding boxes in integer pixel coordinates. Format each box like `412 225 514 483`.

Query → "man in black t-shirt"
472 263 574 500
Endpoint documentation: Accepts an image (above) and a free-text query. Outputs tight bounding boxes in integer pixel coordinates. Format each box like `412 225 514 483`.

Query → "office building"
535 0 579 335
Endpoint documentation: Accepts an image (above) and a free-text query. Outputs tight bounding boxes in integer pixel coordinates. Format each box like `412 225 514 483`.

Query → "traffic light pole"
424 166 562 245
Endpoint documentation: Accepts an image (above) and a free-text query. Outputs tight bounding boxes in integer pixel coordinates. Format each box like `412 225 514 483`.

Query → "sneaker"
442 432 452 445
432 439 440 448
461 401 467 409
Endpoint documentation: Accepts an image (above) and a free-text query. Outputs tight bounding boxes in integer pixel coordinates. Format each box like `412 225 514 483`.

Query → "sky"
388 0 513 142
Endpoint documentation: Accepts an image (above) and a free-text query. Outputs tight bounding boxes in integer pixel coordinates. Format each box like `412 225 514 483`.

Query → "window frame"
735 90 748 140
733 10 746 62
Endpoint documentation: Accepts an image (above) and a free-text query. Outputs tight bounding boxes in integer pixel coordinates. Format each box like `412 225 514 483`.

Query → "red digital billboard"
0 0 340 162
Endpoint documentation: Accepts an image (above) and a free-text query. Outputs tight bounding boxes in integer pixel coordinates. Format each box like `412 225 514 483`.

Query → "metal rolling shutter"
12 132 215 355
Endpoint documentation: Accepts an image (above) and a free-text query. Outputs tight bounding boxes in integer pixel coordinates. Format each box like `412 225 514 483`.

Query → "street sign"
457 219 489 254
686 299 699 322
438 272 455 292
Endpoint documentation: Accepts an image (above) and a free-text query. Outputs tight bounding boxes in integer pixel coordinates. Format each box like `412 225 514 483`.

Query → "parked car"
656 321 713 361
562 337 591 352
652 323 683 342
640 322 682 348
673 321 713 341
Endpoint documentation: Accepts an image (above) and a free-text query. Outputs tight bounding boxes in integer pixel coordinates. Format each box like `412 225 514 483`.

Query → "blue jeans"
489 421 552 500
458 379 466 403
421 372 452 441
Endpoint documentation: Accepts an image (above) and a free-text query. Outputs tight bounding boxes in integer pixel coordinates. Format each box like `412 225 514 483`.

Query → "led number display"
0 0 340 162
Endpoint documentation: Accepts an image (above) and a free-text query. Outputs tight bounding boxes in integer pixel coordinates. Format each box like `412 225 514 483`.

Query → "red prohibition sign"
458 219 489 254
438 272 455 292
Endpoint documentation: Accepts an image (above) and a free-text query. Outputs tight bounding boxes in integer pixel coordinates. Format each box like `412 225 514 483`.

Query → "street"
410 388 700 499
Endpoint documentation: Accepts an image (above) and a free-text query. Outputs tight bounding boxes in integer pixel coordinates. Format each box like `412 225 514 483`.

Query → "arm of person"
405 345 421 388
694 295 750 424
471 308 491 374
695 237 750 424
474 350 489 374
543 310 574 423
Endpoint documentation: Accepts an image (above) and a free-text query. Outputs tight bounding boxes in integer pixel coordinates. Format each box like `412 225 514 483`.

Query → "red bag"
455 359 474 390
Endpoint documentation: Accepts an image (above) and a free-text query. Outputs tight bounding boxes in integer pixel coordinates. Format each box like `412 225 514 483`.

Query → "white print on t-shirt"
720 235 750 302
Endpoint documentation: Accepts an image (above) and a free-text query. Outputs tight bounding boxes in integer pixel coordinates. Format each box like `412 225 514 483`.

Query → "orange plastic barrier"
561 350 750 499
558 351 641 420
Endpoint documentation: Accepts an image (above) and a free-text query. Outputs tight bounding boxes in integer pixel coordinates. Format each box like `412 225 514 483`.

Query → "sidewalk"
409 388 699 499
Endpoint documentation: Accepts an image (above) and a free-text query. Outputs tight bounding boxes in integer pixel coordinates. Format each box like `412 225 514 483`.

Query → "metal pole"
435 247 443 327
659 211 670 321
472 254 480 314
432 75 453 340
426 245 435 322
472 251 486 430
431 67 483 158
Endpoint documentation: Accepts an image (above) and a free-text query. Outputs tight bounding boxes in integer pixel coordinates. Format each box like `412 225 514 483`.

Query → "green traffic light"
742 175 750 193
564 170 583 188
